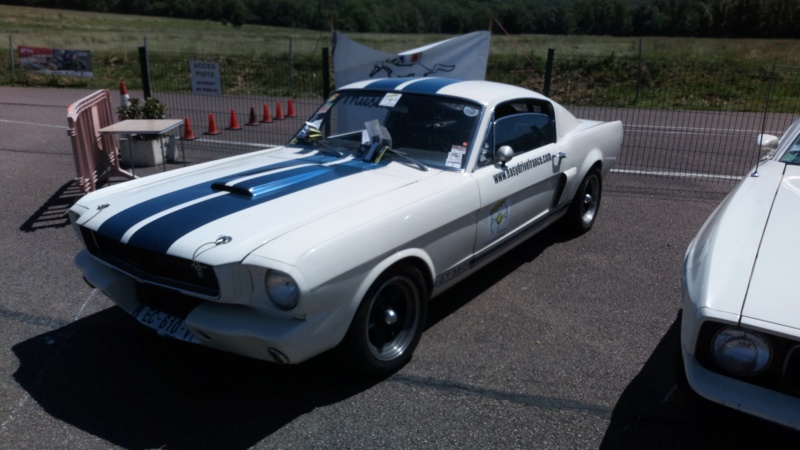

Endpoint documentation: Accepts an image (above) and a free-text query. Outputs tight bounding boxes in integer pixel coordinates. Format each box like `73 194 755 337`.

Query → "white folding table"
99 119 184 175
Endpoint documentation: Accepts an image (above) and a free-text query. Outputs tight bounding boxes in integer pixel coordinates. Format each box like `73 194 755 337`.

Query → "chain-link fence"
505 55 800 182
4 37 799 183
146 49 327 161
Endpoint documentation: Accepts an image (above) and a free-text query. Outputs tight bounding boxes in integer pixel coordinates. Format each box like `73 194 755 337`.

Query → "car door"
472 105 564 258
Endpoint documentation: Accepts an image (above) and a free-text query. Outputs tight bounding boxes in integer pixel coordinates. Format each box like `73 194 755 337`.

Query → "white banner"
333 31 490 89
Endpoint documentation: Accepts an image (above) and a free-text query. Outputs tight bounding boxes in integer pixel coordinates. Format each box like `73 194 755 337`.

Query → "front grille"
696 322 800 398
81 226 220 298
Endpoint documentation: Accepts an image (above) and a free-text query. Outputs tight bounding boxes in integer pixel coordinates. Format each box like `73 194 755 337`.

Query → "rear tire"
343 264 428 377
563 169 602 234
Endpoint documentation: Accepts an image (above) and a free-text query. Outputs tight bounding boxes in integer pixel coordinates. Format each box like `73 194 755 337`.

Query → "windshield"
780 126 800 164
294 90 483 170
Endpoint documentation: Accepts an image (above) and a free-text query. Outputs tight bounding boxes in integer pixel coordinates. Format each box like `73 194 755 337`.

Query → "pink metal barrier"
66 89 133 193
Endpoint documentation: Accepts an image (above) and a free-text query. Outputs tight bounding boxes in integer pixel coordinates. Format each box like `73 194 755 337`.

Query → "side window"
495 113 554 155
478 100 556 167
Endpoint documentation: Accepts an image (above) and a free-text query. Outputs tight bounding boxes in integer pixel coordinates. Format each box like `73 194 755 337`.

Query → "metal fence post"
138 43 152 98
288 37 293 94
322 47 330 99
543 48 554 96
636 38 642 103
9 34 14 77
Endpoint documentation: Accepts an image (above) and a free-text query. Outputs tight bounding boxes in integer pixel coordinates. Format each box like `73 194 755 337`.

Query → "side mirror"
757 134 779 152
496 145 514 166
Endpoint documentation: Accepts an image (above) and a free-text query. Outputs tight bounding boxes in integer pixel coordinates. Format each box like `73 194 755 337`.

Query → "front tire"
343 264 428 377
563 169 602 234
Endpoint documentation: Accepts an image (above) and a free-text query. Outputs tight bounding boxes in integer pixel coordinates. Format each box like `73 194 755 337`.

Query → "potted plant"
117 97 171 167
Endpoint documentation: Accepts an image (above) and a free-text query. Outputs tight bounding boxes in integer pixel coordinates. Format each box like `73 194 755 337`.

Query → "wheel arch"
581 150 604 177
560 153 604 206
339 250 434 376
351 250 435 314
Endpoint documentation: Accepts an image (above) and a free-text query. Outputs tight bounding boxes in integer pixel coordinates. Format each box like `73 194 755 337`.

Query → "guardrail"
66 89 134 192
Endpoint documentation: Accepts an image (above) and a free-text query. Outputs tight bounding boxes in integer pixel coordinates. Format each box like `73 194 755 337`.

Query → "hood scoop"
211 165 337 199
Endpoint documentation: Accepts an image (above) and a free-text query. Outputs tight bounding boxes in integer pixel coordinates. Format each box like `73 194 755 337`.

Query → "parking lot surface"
1 87 798 449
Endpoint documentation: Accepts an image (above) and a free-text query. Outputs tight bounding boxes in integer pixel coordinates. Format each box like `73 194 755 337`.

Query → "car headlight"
68 209 84 241
68 209 81 225
711 326 772 377
265 270 299 310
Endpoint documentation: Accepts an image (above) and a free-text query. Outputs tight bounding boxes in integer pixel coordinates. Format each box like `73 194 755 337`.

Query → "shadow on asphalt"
426 223 573 329
12 307 382 450
19 180 83 232
10 221 575 449
600 315 800 449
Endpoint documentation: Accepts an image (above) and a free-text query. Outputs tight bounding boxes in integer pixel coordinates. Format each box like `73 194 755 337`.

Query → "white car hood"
75 148 437 264
742 164 800 332
683 161 782 318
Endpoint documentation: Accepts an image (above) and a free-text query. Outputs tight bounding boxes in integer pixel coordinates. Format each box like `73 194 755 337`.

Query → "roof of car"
339 78 547 107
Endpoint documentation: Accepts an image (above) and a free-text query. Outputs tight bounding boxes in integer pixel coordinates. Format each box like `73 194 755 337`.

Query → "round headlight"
265 270 299 310
711 327 771 377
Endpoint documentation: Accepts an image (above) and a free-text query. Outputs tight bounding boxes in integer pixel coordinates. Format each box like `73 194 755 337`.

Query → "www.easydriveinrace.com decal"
493 153 553 184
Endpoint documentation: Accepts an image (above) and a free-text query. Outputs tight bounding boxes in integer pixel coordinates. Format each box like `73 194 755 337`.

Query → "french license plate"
132 305 201 344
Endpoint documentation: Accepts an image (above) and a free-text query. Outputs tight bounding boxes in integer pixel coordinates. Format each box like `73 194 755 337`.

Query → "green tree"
573 0 630 35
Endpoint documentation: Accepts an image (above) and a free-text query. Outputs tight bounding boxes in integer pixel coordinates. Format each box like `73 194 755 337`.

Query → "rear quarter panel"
557 120 623 205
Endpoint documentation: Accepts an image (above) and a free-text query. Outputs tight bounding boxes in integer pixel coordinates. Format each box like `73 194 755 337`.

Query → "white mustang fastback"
679 117 800 429
70 78 623 375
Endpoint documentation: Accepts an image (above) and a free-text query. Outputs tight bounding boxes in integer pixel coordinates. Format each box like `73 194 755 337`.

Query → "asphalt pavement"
1 86 798 449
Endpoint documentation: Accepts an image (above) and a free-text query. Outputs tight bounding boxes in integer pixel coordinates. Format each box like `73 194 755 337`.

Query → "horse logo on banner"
369 53 456 78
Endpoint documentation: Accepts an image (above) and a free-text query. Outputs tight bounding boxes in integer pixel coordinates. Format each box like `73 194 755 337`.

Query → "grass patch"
2 5 799 112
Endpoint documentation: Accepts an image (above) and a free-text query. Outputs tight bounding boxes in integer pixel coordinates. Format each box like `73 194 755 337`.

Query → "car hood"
741 163 800 332
683 160 782 318
74 147 439 264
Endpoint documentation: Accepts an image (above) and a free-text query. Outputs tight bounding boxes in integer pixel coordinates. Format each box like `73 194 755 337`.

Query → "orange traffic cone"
286 99 297 117
119 81 130 108
260 103 272 123
118 81 130 120
246 106 260 126
274 102 284 120
204 113 221 135
226 109 242 130
182 117 196 140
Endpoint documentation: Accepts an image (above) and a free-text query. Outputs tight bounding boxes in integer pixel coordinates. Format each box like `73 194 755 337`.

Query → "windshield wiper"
362 119 427 171
313 140 344 157
380 148 428 172
292 122 344 157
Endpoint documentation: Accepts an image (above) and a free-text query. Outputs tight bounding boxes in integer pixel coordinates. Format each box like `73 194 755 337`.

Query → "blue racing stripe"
97 155 333 241
400 78 462 94
363 78 411 91
126 163 364 252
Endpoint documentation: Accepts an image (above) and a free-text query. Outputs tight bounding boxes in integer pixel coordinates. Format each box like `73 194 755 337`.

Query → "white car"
679 117 800 429
70 78 623 376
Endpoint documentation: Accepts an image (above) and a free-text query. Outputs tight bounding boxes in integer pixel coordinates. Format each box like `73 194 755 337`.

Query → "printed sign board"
18 46 93 77
190 60 222 96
